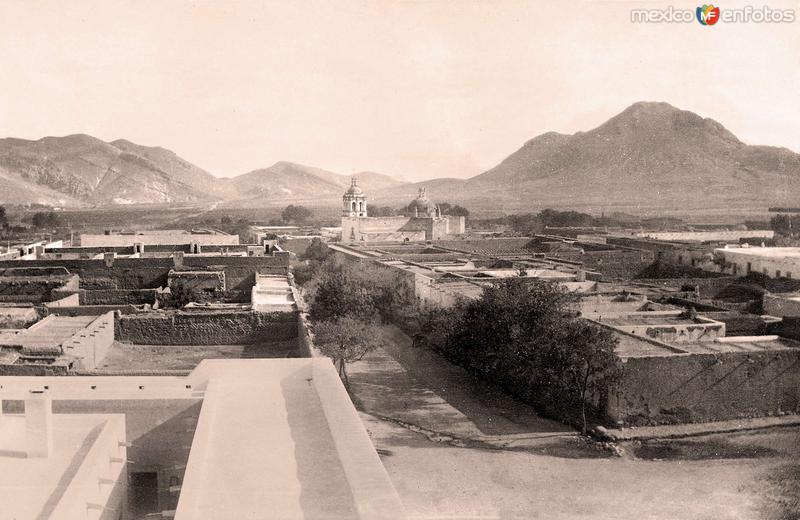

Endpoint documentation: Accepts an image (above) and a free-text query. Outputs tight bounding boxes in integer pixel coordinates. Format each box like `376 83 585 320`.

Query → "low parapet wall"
116 310 298 345
62 312 116 370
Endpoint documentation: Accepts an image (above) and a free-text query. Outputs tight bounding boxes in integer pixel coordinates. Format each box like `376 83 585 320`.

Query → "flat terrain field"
351 326 800 520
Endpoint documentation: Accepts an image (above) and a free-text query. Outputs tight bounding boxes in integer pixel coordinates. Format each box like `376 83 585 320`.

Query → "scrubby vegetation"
415 278 622 433
301 253 622 432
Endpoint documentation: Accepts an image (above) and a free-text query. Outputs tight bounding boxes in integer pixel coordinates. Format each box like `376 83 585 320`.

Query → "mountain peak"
462 101 795 210
595 101 742 145
39 133 105 147
621 101 681 115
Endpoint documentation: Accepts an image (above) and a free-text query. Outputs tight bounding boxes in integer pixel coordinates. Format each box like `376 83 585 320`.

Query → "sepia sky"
0 0 798 181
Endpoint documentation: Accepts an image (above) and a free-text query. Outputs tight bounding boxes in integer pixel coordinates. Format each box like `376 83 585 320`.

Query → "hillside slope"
372 102 800 212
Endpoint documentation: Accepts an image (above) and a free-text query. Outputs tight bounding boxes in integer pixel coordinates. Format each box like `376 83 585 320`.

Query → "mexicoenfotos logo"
696 4 721 25
631 4 796 23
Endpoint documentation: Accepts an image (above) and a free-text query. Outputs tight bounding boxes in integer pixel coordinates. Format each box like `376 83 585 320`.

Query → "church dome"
408 188 434 216
345 178 364 196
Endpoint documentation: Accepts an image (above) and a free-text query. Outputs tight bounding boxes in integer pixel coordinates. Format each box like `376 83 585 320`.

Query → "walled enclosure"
115 310 299 346
0 255 289 296
610 348 800 425
764 293 800 317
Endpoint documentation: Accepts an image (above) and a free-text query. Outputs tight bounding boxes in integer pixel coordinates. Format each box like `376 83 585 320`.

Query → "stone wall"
610 349 800 425
546 250 655 280
0 277 78 303
0 256 288 293
81 288 160 305
635 276 740 298
764 294 800 317
116 310 298 345
0 363 71 376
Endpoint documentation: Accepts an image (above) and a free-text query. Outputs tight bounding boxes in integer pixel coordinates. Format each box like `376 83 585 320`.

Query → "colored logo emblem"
697 4 721 25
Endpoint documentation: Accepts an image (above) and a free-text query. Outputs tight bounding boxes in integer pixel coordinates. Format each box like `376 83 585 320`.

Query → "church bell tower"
342 178 368 217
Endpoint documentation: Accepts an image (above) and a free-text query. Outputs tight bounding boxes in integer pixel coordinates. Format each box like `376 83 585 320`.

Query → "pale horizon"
1 0 798 182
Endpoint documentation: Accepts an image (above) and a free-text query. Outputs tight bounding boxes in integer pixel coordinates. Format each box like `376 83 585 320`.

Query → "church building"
341 179 465 243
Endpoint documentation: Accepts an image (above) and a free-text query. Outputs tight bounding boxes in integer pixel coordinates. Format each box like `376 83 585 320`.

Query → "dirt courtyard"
350 326 800 520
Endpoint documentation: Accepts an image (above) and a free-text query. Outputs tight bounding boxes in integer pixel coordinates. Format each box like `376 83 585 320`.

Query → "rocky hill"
371 102 800 212
2 102 797 213
224 161 405 207
0 134 219 205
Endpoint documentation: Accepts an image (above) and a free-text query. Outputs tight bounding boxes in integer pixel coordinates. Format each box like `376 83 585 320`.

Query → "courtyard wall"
611 349 800 425
115 310 298 345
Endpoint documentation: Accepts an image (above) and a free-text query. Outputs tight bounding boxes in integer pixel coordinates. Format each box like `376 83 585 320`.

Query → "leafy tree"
302 237 331 263
169 284 204 308
292 262 318 286
0 206 7 229
538 209 595 228
539 320 621 434
437 203 470 217
439 278 622 432
31 211 60 229
771 214 800 236
281 204 313 225
305 257 414 324
313 317 383 386
292 237 332 286
409 302 462 352
308 263 374 322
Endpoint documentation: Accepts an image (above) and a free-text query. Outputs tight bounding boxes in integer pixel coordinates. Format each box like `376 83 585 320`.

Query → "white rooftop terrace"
0 358 404 520
0 410 127 520
715 246 800 259
251 273 296 311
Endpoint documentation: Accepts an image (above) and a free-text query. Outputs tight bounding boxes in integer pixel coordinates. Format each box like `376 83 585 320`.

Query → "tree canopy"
312 317 384 385
306 257 414 324
437 202 470 217
281 204 313 224
31 211 60 229
429 278 622 433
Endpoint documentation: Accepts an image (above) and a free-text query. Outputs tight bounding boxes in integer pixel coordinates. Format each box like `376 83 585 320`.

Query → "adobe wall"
80 288 160 305
0 363 71 376
0 256 288 293
702 312 773 336
45 244 253 255
0 278 76 303
606 237 680 254
610 349 800 425
80 233 239 247
636 276 740 298
764 294 800 317
718 250 800 279
115 310 298 345
547 250 655 280
644 230 774 242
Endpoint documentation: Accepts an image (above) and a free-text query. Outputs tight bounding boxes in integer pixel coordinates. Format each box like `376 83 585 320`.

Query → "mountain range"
1 101 797 212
